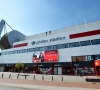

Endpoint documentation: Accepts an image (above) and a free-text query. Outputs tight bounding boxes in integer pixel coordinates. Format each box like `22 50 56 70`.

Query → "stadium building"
0 19 100 76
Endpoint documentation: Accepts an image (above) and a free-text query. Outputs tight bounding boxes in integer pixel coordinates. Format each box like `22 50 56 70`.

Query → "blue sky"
0 0 100 36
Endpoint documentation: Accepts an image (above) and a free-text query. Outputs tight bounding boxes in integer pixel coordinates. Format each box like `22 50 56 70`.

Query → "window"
13 50 17 54
74 42 80 47
80 41 86 46
91 39 97 45
80 40 91 46
70 42 80 47
53 44 60 49
46 45 53 50
39 47 45 51
66 43 69 48
28 48 34 52
33 48 36 51
96 39 100 44
85 40 91 45
61 44 66 48
36 47 40 51
17 50 20 54
69 43 73 47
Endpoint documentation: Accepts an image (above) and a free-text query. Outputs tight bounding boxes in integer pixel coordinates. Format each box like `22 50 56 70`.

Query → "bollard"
17 73 19 79
2 73 3 78
33 75 35 80
25 75 26 79
9 74 11 78
42 76 44 80
61 76 63 81
52 76 53 81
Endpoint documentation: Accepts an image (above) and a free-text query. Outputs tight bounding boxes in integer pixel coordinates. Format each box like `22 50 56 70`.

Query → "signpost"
74 64 79 82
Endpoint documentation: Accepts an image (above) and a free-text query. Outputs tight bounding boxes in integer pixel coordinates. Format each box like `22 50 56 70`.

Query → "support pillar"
35 63 38 74
52 63 54 75
12 64 15 72
70 62 74 75
4 64 6 72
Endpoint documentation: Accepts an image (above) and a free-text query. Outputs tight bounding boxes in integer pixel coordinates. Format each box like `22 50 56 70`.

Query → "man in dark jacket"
39 52 44 62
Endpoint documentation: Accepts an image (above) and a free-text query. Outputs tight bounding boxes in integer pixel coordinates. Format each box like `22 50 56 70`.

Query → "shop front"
94 59 100 76
5 64 15 72
38 63 52 75
72 55 95 76
25 63 38 74
54 62 72 75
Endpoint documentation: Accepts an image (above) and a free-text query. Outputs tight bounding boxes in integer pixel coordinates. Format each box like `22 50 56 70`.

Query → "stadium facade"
0 20 100 75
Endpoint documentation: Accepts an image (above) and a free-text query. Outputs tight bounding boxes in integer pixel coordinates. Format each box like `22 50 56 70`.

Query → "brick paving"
0 78 100 89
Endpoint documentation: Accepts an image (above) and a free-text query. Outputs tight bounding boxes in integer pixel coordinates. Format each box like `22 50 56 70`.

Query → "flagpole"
67 22 69 31
84 18 87 28
75 20 78 30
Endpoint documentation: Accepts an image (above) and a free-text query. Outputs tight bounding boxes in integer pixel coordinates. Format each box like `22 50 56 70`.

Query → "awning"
94 59 100 66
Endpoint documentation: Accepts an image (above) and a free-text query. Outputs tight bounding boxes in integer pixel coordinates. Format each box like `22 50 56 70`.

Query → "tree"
15 62 24 73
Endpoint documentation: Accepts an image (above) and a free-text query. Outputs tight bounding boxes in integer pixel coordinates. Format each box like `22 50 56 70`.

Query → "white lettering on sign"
85 56 93 61
31 36 66 45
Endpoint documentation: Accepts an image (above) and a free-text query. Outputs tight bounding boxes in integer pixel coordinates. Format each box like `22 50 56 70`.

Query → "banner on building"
32 50 58 62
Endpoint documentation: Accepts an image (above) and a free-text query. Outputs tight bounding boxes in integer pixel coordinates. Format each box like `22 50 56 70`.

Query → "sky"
0 0 100 36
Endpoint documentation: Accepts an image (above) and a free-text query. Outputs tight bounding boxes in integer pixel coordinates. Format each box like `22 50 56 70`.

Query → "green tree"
15 62 24 73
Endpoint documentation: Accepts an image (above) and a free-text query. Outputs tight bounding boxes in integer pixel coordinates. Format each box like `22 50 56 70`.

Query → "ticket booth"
94 59 100 76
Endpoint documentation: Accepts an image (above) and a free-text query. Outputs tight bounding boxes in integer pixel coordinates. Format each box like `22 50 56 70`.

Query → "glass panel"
28 48 34 52
53 45 57 49
46 45 53 50
75 42 80 47
69 43 73 47
71 43 75 47
66 43 69 48
96 39 100 44
0 67 4 72
80 41 86 46
91 40 97 45
85 40 91 45
54 67 58 75
57 44 61 49
58 67 62 75
36 47 40 51
61 44 66 48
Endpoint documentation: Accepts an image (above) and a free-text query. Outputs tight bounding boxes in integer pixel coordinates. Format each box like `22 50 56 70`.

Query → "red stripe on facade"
13 43 28 48
70 29 100 39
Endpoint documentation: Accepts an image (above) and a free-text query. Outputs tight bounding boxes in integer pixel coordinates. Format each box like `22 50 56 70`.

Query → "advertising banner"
38 67 52 74
32 50 58 63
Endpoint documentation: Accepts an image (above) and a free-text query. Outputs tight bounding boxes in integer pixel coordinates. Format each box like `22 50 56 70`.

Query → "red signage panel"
44 50 58 62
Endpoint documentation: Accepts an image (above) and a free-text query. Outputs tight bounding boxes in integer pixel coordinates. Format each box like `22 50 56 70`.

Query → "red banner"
32 50 58 62
44 50 58 62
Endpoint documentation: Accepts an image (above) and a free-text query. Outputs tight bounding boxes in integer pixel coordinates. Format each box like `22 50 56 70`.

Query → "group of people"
32 52 44 62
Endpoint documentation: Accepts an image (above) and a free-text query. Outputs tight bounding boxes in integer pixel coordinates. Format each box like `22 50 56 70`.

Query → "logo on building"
31 41 35 45
31 36 66 45
95 61 98 66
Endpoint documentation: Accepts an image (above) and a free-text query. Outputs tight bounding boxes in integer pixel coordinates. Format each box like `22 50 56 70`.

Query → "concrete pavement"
0 86 41 90
0 78 100 90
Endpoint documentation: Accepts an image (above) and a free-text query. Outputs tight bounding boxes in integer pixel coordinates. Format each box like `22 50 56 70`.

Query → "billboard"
32 50 58 63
